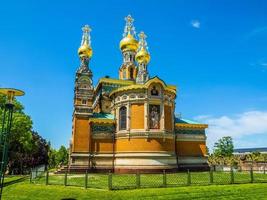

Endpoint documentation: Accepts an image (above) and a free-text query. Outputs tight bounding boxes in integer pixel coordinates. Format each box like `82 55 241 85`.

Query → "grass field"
32 171 267 190
2 176 267 200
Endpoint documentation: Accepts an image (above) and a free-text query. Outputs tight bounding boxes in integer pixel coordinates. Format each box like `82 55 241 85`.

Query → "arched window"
151 86 159 96
119 106 127 130
130 68 134 79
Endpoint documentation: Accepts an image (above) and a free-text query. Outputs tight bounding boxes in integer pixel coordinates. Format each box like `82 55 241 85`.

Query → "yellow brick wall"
116 138 174 152
130 104 144 129
176 141 207 156
92 139 113 153
73 117 90 152
164 105 173 131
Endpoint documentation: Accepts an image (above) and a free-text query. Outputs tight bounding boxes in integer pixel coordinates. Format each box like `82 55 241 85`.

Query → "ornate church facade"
69 15 209 173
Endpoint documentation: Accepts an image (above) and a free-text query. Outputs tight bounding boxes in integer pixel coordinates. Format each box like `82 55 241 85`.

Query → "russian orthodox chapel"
69 15 209 173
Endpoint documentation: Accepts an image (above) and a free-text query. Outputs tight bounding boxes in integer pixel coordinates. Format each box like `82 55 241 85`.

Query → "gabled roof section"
145 76 177 92
109 76 177 96
175 117 208 129
95 77 134 93
92 113 115 119
175 118 201 124
145 76 167 87
98 77 134 86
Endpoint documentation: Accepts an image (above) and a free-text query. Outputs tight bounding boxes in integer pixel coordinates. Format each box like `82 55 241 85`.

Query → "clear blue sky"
1 0 267 150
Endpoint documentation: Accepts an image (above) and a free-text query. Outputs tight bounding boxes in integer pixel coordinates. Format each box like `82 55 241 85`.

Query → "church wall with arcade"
111 82 176 135
130 103 145 129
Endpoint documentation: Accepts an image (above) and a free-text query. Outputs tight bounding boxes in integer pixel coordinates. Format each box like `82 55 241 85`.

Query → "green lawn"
32 171 267 189
2 177 267 200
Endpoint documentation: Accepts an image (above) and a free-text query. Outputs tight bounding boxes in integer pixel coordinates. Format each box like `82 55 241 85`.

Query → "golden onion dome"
119 33 139 52
135 47 150 64
78 43 93 58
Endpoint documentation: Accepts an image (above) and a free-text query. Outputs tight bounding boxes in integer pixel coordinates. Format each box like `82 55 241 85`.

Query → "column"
171 101 175 131
144 101 149 131
127 103 131 131
161 101 165 131
116 106 119 132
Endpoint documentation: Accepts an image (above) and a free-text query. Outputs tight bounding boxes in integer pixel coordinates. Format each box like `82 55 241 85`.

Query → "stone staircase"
55 165 113 174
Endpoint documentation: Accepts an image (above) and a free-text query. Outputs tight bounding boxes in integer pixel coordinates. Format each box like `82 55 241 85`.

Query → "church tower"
119 15 138 80
74 25 94 117
70 25 94 161
136 31 150 84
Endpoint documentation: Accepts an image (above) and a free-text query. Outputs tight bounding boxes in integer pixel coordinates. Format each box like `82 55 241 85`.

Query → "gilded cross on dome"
138 31 148 50
123 14 136 37
139 31 147 41
81 25 91 46
125 15 134 24
82 25 91 34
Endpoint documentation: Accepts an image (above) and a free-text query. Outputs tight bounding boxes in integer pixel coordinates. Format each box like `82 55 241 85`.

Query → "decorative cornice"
92 132 113 139
89 118 115 124
176 133 206 142
175 123 208 129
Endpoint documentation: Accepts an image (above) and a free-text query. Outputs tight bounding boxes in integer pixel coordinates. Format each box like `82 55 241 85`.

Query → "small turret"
136 31 150 84
119 15 138 80
74 25 94 118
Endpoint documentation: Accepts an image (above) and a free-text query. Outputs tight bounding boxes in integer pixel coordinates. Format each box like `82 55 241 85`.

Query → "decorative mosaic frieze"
175 129 205 135
176 133 206 142
115 131 175 139
92 132 113 139
92 124 115 133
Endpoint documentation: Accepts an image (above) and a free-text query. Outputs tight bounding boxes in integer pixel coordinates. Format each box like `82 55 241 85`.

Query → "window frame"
119 106 127 130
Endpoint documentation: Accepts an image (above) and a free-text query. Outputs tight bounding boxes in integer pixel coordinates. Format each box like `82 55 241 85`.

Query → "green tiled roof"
175 117 201 124
92 113 115 120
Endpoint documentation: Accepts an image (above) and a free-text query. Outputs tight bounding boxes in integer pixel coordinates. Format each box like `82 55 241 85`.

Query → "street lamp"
0 88 24 199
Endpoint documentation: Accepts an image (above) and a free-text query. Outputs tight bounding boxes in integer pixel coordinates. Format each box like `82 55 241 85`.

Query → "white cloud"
260 62 267 67
194 111 267 150
191 20 200 29
246 26 267 38
250 58 267 72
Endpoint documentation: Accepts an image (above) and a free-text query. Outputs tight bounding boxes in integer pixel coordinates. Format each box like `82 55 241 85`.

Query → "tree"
56 146 69 166
48 144 57 169
247 151 261 163
213 136 234 157
0 94 50 174
8 131 49 174
47 145 69 169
